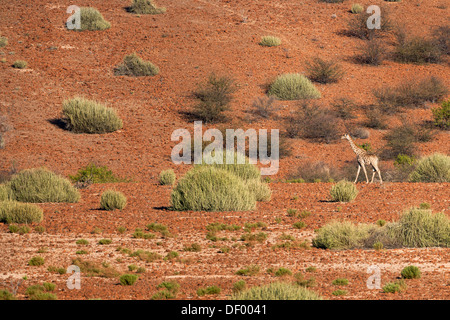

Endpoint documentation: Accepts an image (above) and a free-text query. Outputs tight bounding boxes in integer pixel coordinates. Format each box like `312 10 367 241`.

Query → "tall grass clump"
330 180 358 202
230 282 322 300
0 201 43 224
170 166 256 211
401 266 421 279
408 153 450 182
394 36 442 64
312 221 375 250
6 168 80 203
259 36 281 47
100 190 127 210
159 169 176 185
114 53 159 77
347 10 392 39
351 4 363 14
268 73 321 100
0 184 9 201
127 0 166 14
76 7 111 31
62 97 123 134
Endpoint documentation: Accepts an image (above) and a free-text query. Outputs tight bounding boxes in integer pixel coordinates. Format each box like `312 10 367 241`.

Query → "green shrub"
191 73 236 123
43 282 56 291
394 37 442 64
373 241 384 250
330 180 358 202
306 58 344 84
233 280 247 293
128 0 166 14
0 201 43 224
29 256 45 266
70 163 124 184
419 202 431 210
12 60 27 69
432 25 450 55
0 36 7 48
259 36 281 47
351 4 363 13
98 239 112 245
432 100 450 130
332 278 349 286
235 265 260 276
268 73 321 100
408 153 450 182
312 221 376 250
231 282 322 300
100 190 127 210
62 97 123 134
76 7 111 31
129 249 162 263
383 280 407 294
183 243 202 252
76 239 89 245
159 169 176 185
71 258 120 278
401 266 421 279
332 289 347 296
171 166 256 211
114 53 159 76
6 168 79 203
0 290 16 300
356 38 386 66
293 221 306 229
274 268 292 277
119 274 138 286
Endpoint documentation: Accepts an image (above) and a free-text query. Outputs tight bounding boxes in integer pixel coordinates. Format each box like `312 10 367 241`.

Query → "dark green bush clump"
432 100 450 130
0 201 43 224
119 274 138 286
127 0 166 14
401 266 421 279
114 53 159 77
100 190 127 210
6 168 80 203
70 163 124 184
62 97 123 134
29 256 45 266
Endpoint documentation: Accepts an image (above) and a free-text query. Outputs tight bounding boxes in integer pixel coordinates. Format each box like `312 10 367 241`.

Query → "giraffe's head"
341 133 351 140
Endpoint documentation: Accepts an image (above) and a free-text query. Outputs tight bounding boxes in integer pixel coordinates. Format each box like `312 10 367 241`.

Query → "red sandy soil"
0 0 449 300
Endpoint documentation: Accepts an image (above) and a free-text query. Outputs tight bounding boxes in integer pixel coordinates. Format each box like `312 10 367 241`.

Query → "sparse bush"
183 243 202 252
250 96 279 118
332 289 347 296
159 169 176 185
288 161 342 183
332 278 349 286
0 201 43 224
98 239 112 245
383 125 418 158
286 102 340 143
330 180 358 202
432 100 450 130
351 4 363 14
231 282 322 300
119 274 138 286
274 267 292 277
333 98 356 120
432 25 450 55
293 221 306 229
347 10 392 39
12 60 27 69
383 279 407 294
233 280 247 293
401 266 421 279
0 36 7 48
351 128 370 139
114 53 159 77
76 239 89 245
43 282 56 292
408 153 450 182
268 73 321 100
394 36 442 64
128 0 166 15
0 290 16 300
259 36 281 47
236 265 260 276
129 250 162 263
363 105 389 129
74 7 111 31
6 168 80 203
191 73 236 123
306 58 344 84
71 258 120 278
62 97 123 134
100 190 127 210
355 38 386 65
373 77 448 112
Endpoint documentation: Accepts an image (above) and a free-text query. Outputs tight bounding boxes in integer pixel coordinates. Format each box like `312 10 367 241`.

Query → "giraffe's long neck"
347 137 364 156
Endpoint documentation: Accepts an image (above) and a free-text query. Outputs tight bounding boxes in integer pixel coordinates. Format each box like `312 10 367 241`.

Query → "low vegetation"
62 97 123 134
306 58 344 84
119 274 138 286
12 60 27 69
0 36 7 48
100 190 127 210
75 7 111 31
127 0 166 15
159 169 176 185
401 266 421 279
330 180 358 202
114 53 159 77
408 153 450 183
230 282 322 300
259 36 281 47
268 73 321 100
0 201 43 224
432 100 450 130
70 163 125 184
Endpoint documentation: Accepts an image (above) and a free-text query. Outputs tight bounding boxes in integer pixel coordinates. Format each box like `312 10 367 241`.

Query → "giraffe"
341 133 382 184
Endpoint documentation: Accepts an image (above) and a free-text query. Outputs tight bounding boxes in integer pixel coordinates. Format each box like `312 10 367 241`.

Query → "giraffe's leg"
371 170 376 183
377 169 383 184
354 165 361 184
361 164 369 183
